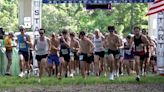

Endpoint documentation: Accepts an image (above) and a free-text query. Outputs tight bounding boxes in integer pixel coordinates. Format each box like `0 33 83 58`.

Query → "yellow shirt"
4 36 12 51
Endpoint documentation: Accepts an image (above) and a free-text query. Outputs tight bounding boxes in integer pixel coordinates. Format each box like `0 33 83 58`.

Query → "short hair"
62 29 68 34
40 28 46 33
142 28 147 33
70 32 75 37
108 26 115 31
79 31 86 36
126 35 131 39
134 26 140 30
19 25 25 31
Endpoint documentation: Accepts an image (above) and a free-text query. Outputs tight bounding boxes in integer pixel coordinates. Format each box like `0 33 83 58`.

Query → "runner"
59 29 71 78
105 26 122 80
103 33 109 77
47 32 61 79
123 35 134 75
149 37 157 73
34 28 50 82
4 32 14 75
17 25 32 78
118 37 124 76
93 29 105 77
142 29 151 75
70 32 80 77
87 34 94 76
132 27 150 81
79 31 94 78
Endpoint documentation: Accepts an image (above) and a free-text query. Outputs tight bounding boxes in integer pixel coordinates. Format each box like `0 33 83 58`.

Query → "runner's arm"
74 40 80 51
141 35 150 46
47 38 51 51
51 40 60 51
88 39 94 54
63 38 70 48
33 39 37 51
25 35 32 47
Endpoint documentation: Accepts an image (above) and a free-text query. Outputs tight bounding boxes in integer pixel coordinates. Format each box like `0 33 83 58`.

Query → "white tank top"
36 36 49 55
93 35 104 52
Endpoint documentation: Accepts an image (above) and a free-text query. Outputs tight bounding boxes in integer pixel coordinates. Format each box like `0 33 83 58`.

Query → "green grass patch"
0 74 163 88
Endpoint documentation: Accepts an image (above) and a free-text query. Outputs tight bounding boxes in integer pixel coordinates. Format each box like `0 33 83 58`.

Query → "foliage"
0 0 18 32
0 1 148 36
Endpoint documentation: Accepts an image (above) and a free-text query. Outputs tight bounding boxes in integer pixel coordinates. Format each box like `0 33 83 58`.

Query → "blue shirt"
17 34 30 52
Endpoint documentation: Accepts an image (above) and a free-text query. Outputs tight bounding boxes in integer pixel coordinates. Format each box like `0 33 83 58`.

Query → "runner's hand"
88 53 92 56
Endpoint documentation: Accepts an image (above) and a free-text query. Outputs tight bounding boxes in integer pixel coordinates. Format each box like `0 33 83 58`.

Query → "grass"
0 74 163 88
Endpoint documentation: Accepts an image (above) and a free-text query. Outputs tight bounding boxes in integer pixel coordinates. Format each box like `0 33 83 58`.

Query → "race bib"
115 54 120 59
70 52 74 56
61 49 69 55
19 43 26 48
136 46 143 52
79 55 83 61
95 45 101 48
37 42 46 52
125 50 131 55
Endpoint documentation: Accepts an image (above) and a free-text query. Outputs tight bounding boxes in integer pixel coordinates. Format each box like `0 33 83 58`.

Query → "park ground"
0 74 164 92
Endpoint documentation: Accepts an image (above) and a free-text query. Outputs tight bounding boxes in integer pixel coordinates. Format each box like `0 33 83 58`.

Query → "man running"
93 29 105 77
17 25 32 78
142 29 151 75
79 31 94 78
132 27 150 81
105 26 122 80
59 29 71 77
70 32 80 77
4 32 14 75
34 28 50 82
47 32 61 79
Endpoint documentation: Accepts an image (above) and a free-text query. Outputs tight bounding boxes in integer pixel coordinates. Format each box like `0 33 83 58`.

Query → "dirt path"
1 84 164 92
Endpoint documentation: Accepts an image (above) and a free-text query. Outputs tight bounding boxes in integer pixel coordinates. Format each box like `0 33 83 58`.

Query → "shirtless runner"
69 32 80 77
47 33 61 79
105 26 122 80
79 31 94 78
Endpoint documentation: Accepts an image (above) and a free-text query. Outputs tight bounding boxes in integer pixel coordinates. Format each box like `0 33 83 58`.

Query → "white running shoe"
38 79 41 83
19 72 25 78
70 73 74 78
116 72 119 78
24 70 28 78
109 73 114 80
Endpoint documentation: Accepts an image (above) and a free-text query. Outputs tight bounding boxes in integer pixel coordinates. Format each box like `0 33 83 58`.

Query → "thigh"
108 54 115 61
59 57 65 64
6 51 12 60
134 56 140 64
123 59 130 65
94 54 99 63
22 51 29 62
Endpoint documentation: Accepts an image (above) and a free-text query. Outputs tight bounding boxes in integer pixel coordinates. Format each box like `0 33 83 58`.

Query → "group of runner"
4 25 157 82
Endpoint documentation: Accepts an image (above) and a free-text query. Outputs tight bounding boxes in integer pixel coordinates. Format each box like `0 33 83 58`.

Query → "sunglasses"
39 32 44 34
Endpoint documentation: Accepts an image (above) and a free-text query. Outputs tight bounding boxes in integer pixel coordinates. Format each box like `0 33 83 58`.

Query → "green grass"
0 74 163 88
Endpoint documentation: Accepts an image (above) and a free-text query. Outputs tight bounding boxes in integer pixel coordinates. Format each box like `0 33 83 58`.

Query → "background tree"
0 1 148 37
